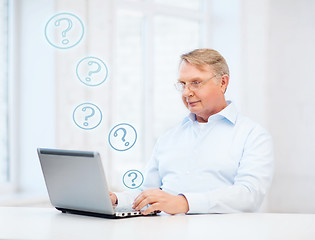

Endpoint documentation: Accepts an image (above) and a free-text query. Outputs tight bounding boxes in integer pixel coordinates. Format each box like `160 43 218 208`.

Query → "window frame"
0 0 21 194
0 1 12 193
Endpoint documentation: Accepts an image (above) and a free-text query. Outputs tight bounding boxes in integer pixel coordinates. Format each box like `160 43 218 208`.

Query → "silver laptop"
37 148 147 218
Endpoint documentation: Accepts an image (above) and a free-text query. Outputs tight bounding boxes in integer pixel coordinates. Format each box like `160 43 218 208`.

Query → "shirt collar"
182 100 238 126
216 100 237 124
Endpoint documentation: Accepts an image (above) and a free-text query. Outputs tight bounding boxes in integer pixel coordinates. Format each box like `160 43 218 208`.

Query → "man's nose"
182 86 192 97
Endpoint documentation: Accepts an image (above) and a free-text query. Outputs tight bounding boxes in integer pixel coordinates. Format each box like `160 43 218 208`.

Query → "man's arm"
184 125 274 213
132 189 189 215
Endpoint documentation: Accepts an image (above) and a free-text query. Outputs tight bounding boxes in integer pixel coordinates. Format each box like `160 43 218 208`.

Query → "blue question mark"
114 128 130 146
82 106 95 126
54 17 73 45
128 172 138 187
85 61 101 82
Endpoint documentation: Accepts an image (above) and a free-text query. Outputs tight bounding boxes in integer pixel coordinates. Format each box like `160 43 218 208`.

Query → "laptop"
37 148 148 219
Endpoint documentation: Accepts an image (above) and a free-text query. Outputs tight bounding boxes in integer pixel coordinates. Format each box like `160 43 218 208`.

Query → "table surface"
1 207 315 240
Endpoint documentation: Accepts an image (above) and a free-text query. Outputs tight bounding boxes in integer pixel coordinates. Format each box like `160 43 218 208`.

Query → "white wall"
266 0 315 213
239 0 315 213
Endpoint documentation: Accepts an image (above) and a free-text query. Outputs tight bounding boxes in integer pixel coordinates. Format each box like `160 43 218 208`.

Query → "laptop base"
56 207 151 219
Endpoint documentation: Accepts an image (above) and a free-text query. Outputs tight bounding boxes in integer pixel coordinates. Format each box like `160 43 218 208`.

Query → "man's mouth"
187 100 201 106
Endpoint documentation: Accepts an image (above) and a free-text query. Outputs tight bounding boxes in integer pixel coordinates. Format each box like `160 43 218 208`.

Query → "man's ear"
220 74 229 93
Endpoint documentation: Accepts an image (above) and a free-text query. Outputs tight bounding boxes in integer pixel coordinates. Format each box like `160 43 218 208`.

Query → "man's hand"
109 192 117 207
132 189 189 215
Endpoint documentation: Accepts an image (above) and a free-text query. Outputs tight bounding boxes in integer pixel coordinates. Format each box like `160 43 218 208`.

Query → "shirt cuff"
181 192 209 214
114 190 140 210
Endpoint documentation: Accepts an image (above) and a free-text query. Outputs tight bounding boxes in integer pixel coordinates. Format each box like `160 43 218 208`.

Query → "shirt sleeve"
183 125 274 213
114 189 141 210
114 139 162 210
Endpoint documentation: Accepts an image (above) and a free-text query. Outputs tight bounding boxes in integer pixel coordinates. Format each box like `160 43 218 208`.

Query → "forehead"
180 60 212 70
178 61 214 80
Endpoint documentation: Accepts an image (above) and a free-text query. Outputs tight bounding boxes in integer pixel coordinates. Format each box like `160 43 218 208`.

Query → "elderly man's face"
178 61 228 123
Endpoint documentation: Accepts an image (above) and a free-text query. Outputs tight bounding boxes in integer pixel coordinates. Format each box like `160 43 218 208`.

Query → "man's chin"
188 109 200 116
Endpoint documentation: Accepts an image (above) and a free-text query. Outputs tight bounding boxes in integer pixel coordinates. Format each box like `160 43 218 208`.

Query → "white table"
1 207 315 240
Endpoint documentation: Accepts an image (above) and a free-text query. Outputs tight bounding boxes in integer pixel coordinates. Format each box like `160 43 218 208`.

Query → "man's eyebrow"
177 78 202 82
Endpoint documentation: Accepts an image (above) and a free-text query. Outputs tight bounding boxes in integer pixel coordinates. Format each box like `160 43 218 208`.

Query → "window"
109 0 206 188
0 0 9 185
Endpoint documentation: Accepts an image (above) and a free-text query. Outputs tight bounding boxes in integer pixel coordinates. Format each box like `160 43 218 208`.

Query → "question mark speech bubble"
85 61 101 82
82 106 96 126
54 17 72 45
108 123 137 151
45 12 84 49
76 57 108 86
73 103 102 130
128 172 137 187
123 170 143 189
113 128 130 146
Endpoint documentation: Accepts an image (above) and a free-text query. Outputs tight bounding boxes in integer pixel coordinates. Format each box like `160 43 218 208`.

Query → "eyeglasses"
174 75 217 93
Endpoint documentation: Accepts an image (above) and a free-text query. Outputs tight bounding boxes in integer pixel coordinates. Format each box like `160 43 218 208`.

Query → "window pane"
155 0 202 10
116 11 143 124
0 0 9 183
113 10 144 175
154 15 200 139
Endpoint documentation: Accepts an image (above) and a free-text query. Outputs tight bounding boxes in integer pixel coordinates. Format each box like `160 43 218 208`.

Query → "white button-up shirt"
116 101 274 213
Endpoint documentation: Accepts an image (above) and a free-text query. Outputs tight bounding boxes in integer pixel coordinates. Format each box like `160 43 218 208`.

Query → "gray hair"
180 49 230 76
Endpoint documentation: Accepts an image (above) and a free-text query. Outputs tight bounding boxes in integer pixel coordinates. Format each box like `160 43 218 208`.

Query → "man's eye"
191 81 200 86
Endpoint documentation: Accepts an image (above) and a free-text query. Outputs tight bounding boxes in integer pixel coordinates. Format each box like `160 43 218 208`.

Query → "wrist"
177 194 189 213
